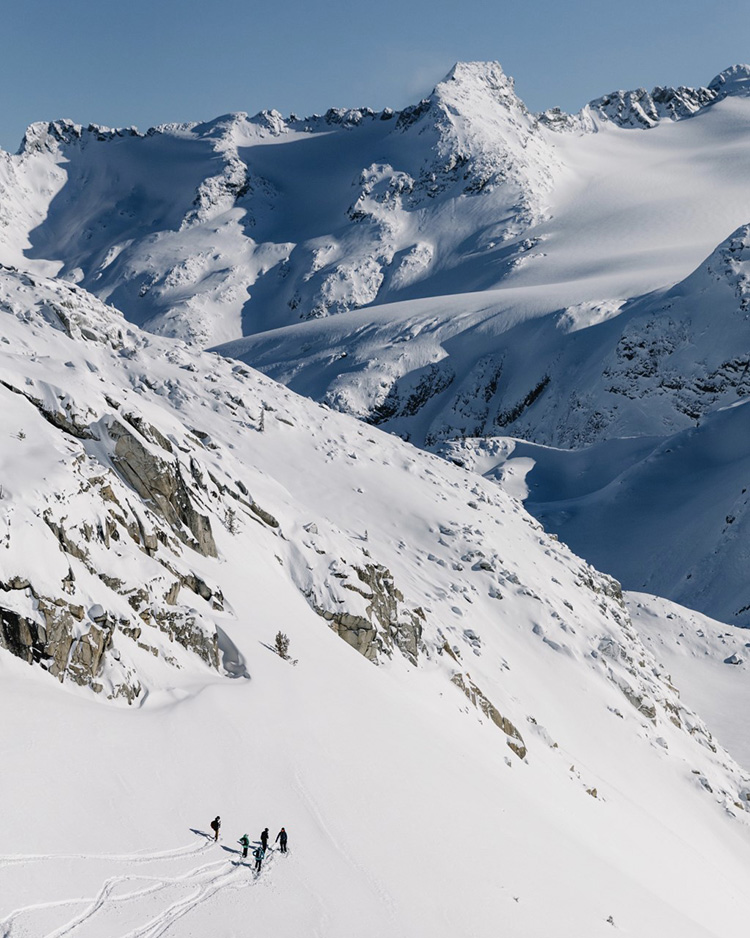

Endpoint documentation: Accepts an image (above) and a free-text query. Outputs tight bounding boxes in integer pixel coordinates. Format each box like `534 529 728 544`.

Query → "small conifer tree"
274 631 290 659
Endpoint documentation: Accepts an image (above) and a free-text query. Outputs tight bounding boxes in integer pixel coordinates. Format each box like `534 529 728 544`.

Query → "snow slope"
4 63 750 933
442 394 750 627
3 269 750 935
629 592 750 770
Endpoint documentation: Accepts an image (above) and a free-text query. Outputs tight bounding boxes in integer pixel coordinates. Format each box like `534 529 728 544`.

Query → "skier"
239 833 251 859
275 827 288 853
253 844 265 873
210 816 221 842
260 827 269 851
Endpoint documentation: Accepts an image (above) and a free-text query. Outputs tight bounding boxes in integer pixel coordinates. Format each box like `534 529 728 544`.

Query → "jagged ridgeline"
0 62 561 347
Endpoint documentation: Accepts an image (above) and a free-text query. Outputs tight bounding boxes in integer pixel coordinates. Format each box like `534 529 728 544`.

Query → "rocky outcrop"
0 580 116 693
578 65 750 131
314 608 380 662
307 561 424 665
109 419 217 557
451 671 527 759
0 607 48 665
587 84 717 129
369 364 456 427
0 379 98 440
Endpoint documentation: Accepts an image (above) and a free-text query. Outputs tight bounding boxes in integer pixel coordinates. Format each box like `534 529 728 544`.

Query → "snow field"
2 270 750 935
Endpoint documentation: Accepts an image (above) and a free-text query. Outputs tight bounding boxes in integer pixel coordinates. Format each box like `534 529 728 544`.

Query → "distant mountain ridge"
1 61 748 350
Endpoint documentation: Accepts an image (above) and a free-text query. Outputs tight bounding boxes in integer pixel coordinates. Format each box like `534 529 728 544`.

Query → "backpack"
211 819 219 832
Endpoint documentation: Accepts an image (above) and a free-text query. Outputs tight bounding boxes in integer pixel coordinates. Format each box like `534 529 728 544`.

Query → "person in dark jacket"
254 845 265 872
210 816 221 842
239 833 251 859
275 827 288 853
260 828 269 850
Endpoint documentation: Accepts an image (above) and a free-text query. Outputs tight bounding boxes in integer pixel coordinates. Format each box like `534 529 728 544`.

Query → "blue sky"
0 0 748 151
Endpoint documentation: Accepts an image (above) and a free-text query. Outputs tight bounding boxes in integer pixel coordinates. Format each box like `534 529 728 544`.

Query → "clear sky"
0 0 748 152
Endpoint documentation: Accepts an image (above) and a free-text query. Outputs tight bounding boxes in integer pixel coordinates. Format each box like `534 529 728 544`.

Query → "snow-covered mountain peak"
391 59 560 217
582 64 750 130
409 59 536 140
192 109 292 142
191 112 250 137
249 108 288 135
708 63 750 97
17 119 79 155
695 222 750 303
434 60 522 109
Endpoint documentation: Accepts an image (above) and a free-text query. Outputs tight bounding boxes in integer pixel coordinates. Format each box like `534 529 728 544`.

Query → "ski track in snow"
291 766 397 924
0 837 276 938
0 840 212 867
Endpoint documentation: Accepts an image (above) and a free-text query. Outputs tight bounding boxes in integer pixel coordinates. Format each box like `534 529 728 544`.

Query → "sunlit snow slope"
2 270 750 936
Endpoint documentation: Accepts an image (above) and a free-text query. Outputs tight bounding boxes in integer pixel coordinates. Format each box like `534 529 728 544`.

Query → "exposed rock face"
369 364 456 428
348 564 424 665
0 270 294 702
451 671 526 759
587 84 718 129
307 561 424 665
315 608 380 662
145 608 219 669
109 419 217 558
555 66 750 131
0 580 114 692
0 606 48 665
0 379 98 440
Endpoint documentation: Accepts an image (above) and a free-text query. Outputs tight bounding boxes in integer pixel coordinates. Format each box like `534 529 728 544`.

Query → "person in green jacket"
239 833 251 859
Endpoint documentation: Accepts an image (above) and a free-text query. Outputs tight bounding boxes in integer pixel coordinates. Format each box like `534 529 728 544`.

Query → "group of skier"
210 816 288 872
